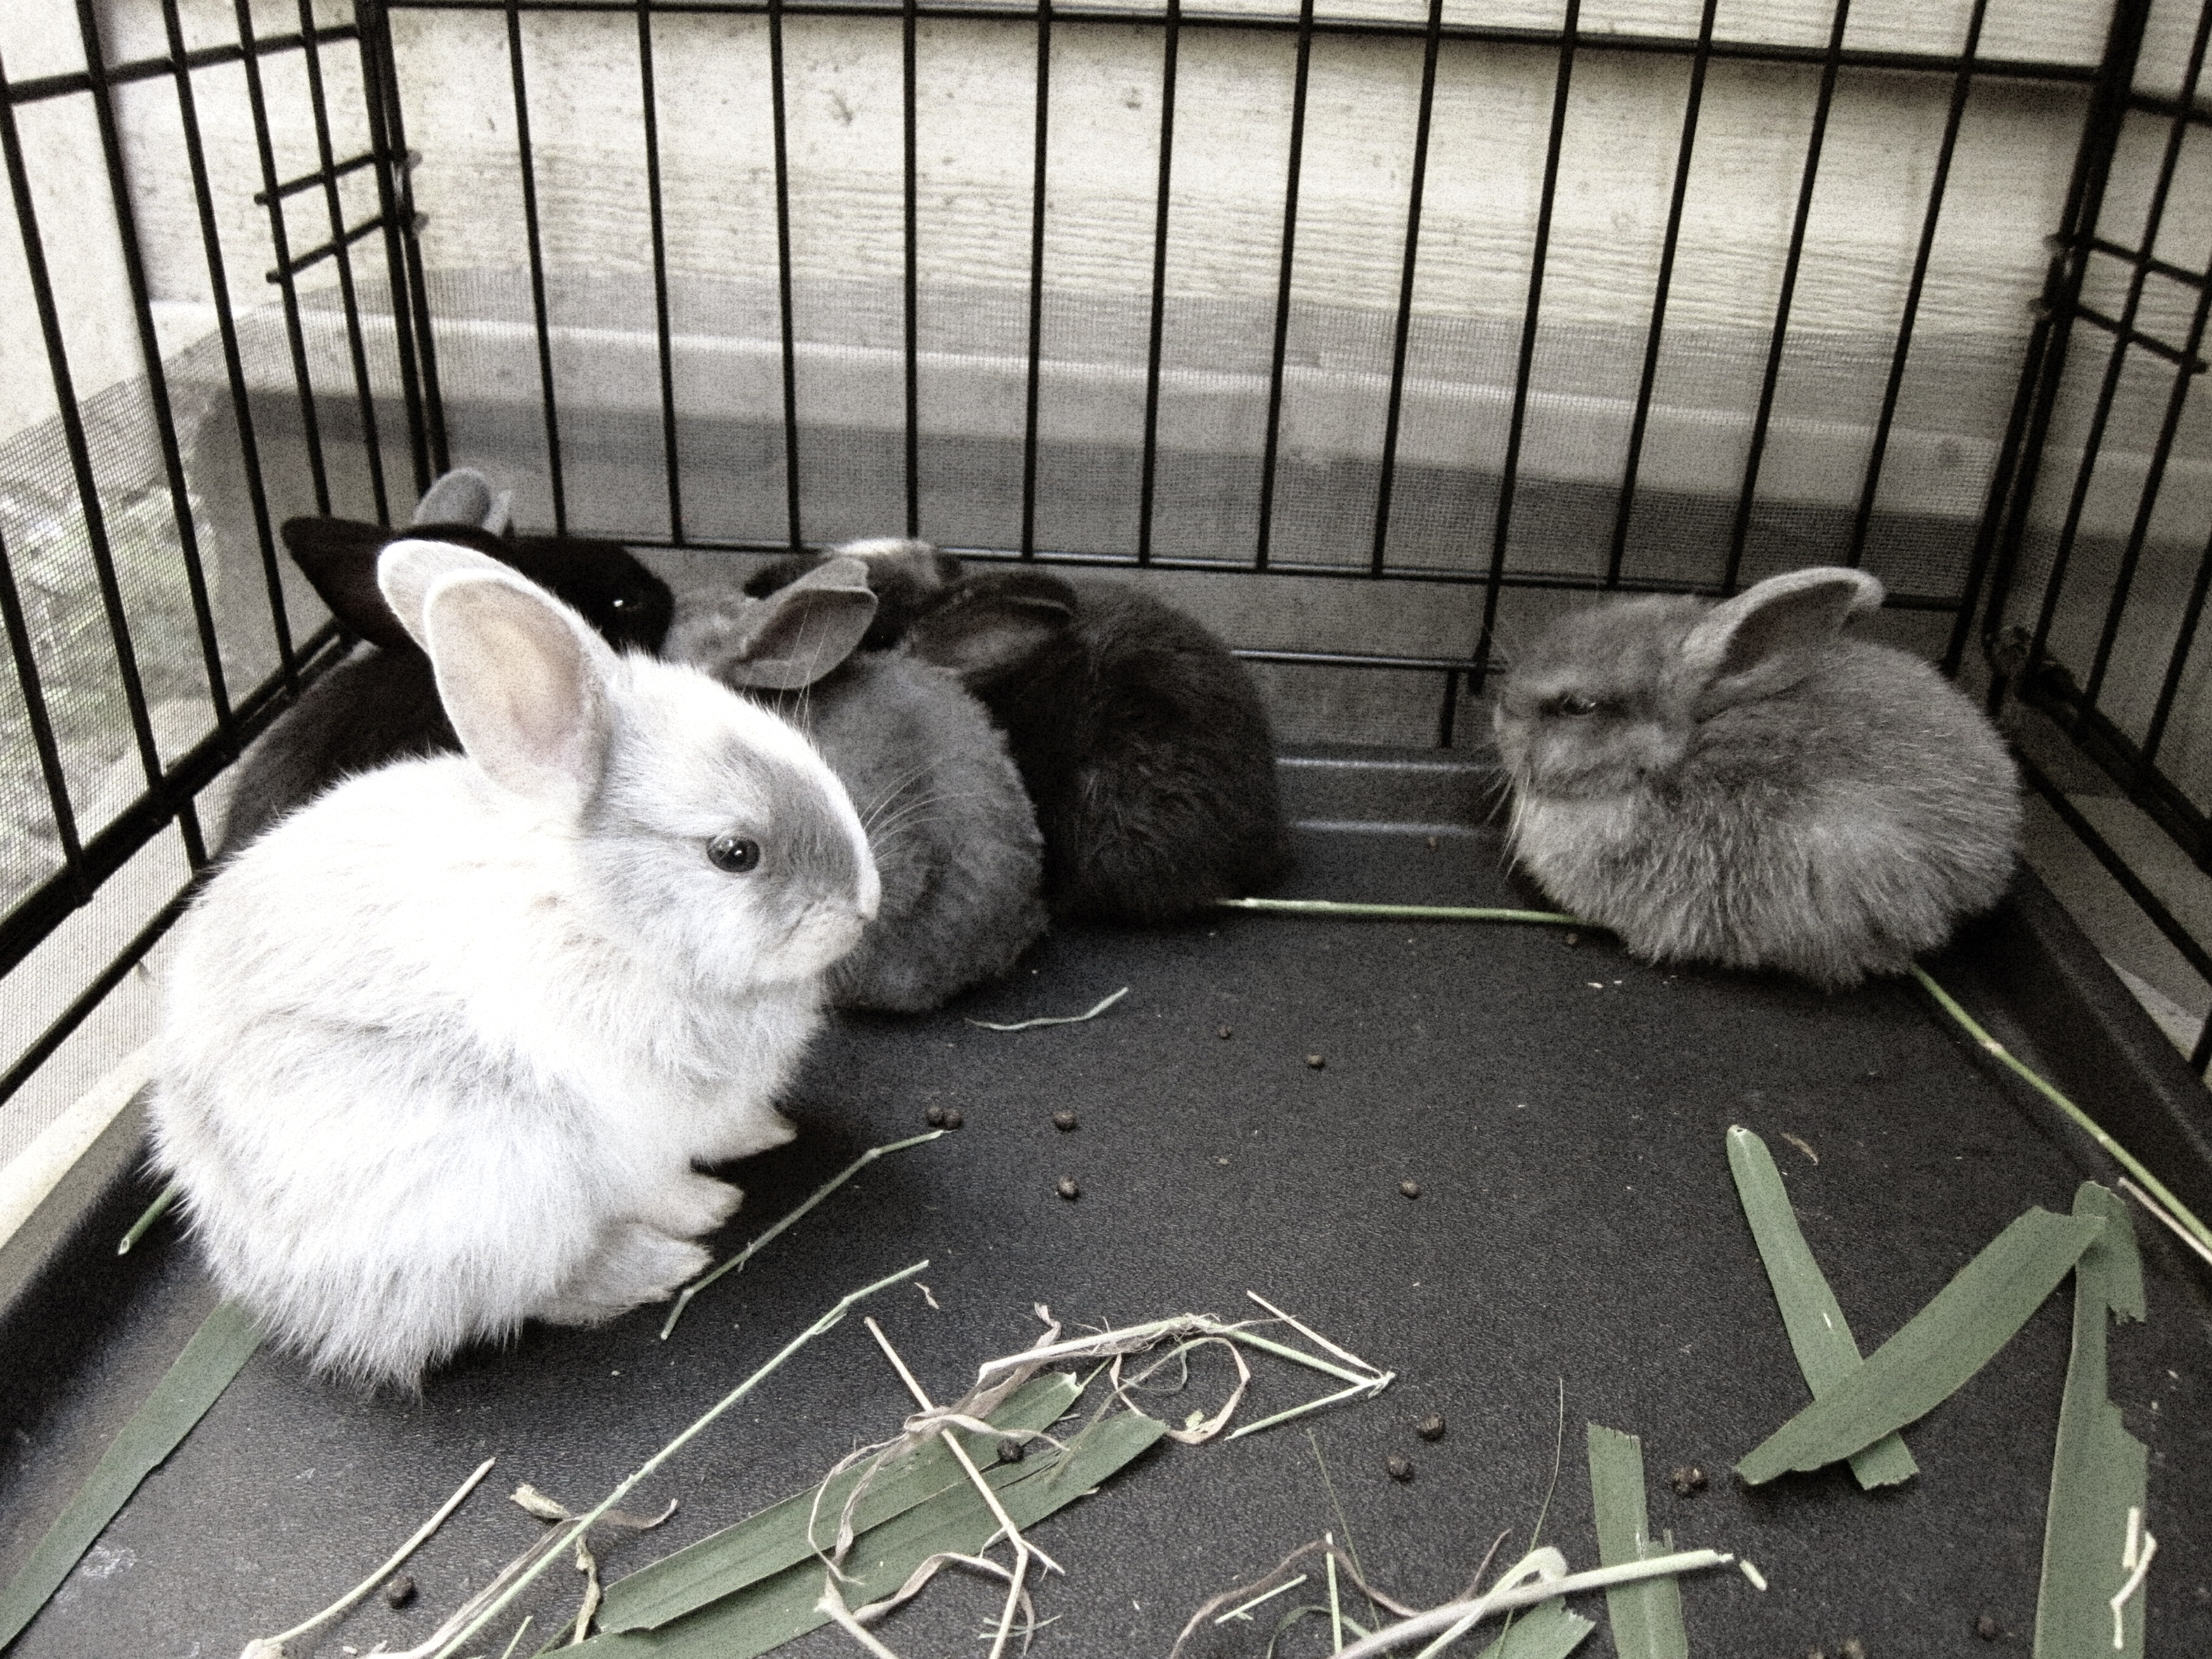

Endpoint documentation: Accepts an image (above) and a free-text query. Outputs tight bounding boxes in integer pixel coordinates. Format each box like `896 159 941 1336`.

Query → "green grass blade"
572 1410 1167 1655
0 1300 261 1649
595 1373 1081 1633
1725 1127 1917 1489
1218 899 1580 925
1474 1601 1595 1659
1585 1426 1687 1659
2034 1184 2150 1659
1736 1208 2103 1484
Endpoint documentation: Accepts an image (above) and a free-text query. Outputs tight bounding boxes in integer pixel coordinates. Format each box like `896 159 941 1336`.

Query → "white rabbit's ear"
420 569 615 811
1683 566 1883 706
377 538 521 652
411 469 506 533
695 556 877 689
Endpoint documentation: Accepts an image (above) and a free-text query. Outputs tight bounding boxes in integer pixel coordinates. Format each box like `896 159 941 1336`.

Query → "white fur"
150 556 876 1389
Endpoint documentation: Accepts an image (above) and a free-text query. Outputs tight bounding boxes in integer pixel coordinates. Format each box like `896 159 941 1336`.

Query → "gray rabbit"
1492 566 2019 988
669 555 1048 1012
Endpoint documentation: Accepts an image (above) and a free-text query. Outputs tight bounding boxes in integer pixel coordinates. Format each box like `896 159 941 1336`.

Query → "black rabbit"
216 471 674 856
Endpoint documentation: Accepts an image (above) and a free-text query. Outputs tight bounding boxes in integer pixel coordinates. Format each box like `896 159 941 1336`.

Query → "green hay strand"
1736 1208 2104 1484
594 1373 1081 1634
2033 1183 2150 1659
567 1409 1165 1655
116 1179 180 1255
1219 899 1580 925
1911 965 2212 1262
1584 1426 1688 1659
1725 1127 1917 1489
0 1300 262 1649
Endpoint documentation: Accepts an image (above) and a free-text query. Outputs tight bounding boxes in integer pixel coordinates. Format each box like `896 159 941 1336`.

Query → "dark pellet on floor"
1670 1464 1706 1496
1217 1025 1234 1039
1974 1615 2002 1641
1053 1110 1078 1131
1399 1180 1421 1199
925 1105 947 1127
1416 1415 1446 1441
1305 1053 1326 1069
383 1574 417 1610
940 1108 964 1130
998 1437 1026 1464
1386 1455 1414 1483
1056 1177 1079 1201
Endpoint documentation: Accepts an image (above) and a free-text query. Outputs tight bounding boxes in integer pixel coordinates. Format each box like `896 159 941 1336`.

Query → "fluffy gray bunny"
669 553 1048 1013
1492 566 2020 988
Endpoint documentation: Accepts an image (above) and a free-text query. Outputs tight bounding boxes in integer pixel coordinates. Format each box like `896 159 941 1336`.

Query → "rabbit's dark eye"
610 595 632 610
1556 694 1601 717
708 834 761 873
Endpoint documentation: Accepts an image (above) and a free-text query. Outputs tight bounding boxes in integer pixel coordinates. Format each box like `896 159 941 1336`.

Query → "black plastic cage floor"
0 751 2207 1658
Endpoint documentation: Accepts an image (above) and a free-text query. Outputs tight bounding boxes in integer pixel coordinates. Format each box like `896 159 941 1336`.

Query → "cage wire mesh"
2 0 2211 1167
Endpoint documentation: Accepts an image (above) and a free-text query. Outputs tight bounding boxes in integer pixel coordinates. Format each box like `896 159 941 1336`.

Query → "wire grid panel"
386 2 2097 631
1974 0 2212 1062
0 0 2180 1142
0 0 427 1150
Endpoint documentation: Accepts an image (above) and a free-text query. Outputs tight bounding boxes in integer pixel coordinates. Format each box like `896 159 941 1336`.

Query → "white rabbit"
151 539 879 1390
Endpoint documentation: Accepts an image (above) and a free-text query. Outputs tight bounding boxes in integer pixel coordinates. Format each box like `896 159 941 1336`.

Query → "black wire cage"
4 0 2212 1162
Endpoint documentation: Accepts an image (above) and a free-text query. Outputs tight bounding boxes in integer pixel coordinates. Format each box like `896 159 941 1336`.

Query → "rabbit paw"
696 1105 798 1165
644 1168 745 1238
532 1221 709 1326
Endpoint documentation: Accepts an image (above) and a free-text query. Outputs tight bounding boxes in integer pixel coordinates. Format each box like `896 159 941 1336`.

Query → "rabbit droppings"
217 469 674 857
1493 566 2019 988
153 540 878 1390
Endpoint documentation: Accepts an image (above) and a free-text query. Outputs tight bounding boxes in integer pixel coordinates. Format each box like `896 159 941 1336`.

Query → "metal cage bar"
11 0 2212 1134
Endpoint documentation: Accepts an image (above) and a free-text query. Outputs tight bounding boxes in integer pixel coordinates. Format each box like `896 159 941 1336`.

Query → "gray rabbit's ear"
1683 566 1883 706
906 572 1076 685
691 556 877 689
418 566 617 813
377 538 526 652
413 469 510 534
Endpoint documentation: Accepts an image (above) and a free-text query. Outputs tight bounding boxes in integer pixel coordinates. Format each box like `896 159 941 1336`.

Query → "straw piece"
430 1261 928 1659
965 987 1129 1031
662 1134 945 1338
238 1456 495 1658
1342 1548 1729 1659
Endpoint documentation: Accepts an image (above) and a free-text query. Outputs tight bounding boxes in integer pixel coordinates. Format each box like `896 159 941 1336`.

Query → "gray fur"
1493 568 2020 988
671 565 1048 1013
